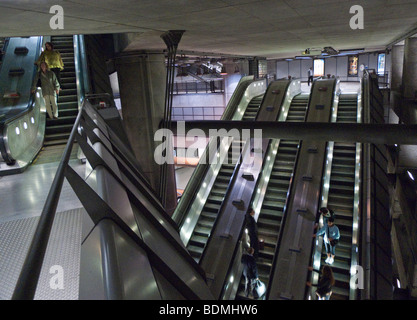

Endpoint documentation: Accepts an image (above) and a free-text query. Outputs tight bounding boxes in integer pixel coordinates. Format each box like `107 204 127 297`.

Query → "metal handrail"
11 100 85 300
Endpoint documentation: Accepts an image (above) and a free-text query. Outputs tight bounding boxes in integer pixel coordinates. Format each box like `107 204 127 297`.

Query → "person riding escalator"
31 61 60 119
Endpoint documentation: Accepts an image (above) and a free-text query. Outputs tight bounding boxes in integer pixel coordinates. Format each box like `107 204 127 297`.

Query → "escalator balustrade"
320 93 359 300
186 95 264 263
0 38 5 67
236 93 310 299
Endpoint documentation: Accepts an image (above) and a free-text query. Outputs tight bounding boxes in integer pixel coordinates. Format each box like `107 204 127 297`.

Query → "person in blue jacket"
314 217 340 265
314 207 335 232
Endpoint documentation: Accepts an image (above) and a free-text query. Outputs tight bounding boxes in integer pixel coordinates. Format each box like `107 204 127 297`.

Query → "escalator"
0 37 45 174
186 94 264 262
0 38 5 66
319 93 359 300
235 93 310 299
242 94 264 121
44 35 78 147
186 141 243 262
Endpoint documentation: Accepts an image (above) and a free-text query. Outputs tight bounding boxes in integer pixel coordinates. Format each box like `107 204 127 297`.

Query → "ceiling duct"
176 66 188 77
322 46 339 55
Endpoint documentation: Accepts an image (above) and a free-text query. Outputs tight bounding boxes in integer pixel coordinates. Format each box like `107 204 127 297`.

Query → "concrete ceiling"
0 0 417 59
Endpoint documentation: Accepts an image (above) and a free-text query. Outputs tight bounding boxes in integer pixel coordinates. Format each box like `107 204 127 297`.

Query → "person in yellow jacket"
35 42 64 86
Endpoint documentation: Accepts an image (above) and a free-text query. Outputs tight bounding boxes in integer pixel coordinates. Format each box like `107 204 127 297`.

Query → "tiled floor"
0 147 86 300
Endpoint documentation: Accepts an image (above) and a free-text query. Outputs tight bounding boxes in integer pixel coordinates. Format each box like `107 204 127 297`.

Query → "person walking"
307 67 313 86
314 217 340 265
35 42 64 86
32 61 60 119
314 207 335 231
241 247 259 298
307 265 335 300
245 207 259 259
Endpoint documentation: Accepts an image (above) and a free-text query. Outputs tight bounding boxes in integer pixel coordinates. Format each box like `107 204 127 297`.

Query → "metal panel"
79 219 161 300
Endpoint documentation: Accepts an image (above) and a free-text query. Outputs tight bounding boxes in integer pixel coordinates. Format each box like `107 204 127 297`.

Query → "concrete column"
390 44 404 92
115 52 177 214
402 37 417 99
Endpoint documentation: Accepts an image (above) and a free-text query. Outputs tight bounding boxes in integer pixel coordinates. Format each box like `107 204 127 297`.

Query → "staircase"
44 36 78 147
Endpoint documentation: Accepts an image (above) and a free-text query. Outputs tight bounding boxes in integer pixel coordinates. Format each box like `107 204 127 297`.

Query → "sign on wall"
313 59 324 77
348 55 359 76
377 53 385 75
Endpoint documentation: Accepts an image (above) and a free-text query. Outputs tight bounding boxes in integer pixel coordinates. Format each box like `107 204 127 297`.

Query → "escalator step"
187 245 204 259
46 116 77 126
261 200 285 212
44 132 70 142
200 210 217 221
257 217 281 230
263 193 287 202
207 195 223 203
264 186 289 196
193 225 211 237
203 203 220 212
189 235 207 247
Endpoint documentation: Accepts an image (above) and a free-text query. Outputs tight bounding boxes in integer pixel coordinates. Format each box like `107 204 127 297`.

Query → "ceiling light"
407 170 415 181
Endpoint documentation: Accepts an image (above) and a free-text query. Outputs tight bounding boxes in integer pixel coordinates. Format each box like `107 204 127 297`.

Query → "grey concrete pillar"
402 38 417 99
115 52 177 214
390 44 404 92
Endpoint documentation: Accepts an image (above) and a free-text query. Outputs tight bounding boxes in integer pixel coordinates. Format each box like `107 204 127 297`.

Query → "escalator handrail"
198 137 248 264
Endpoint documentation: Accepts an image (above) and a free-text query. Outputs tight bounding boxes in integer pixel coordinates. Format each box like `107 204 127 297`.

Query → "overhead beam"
169 121 417 145
386 24 417 48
